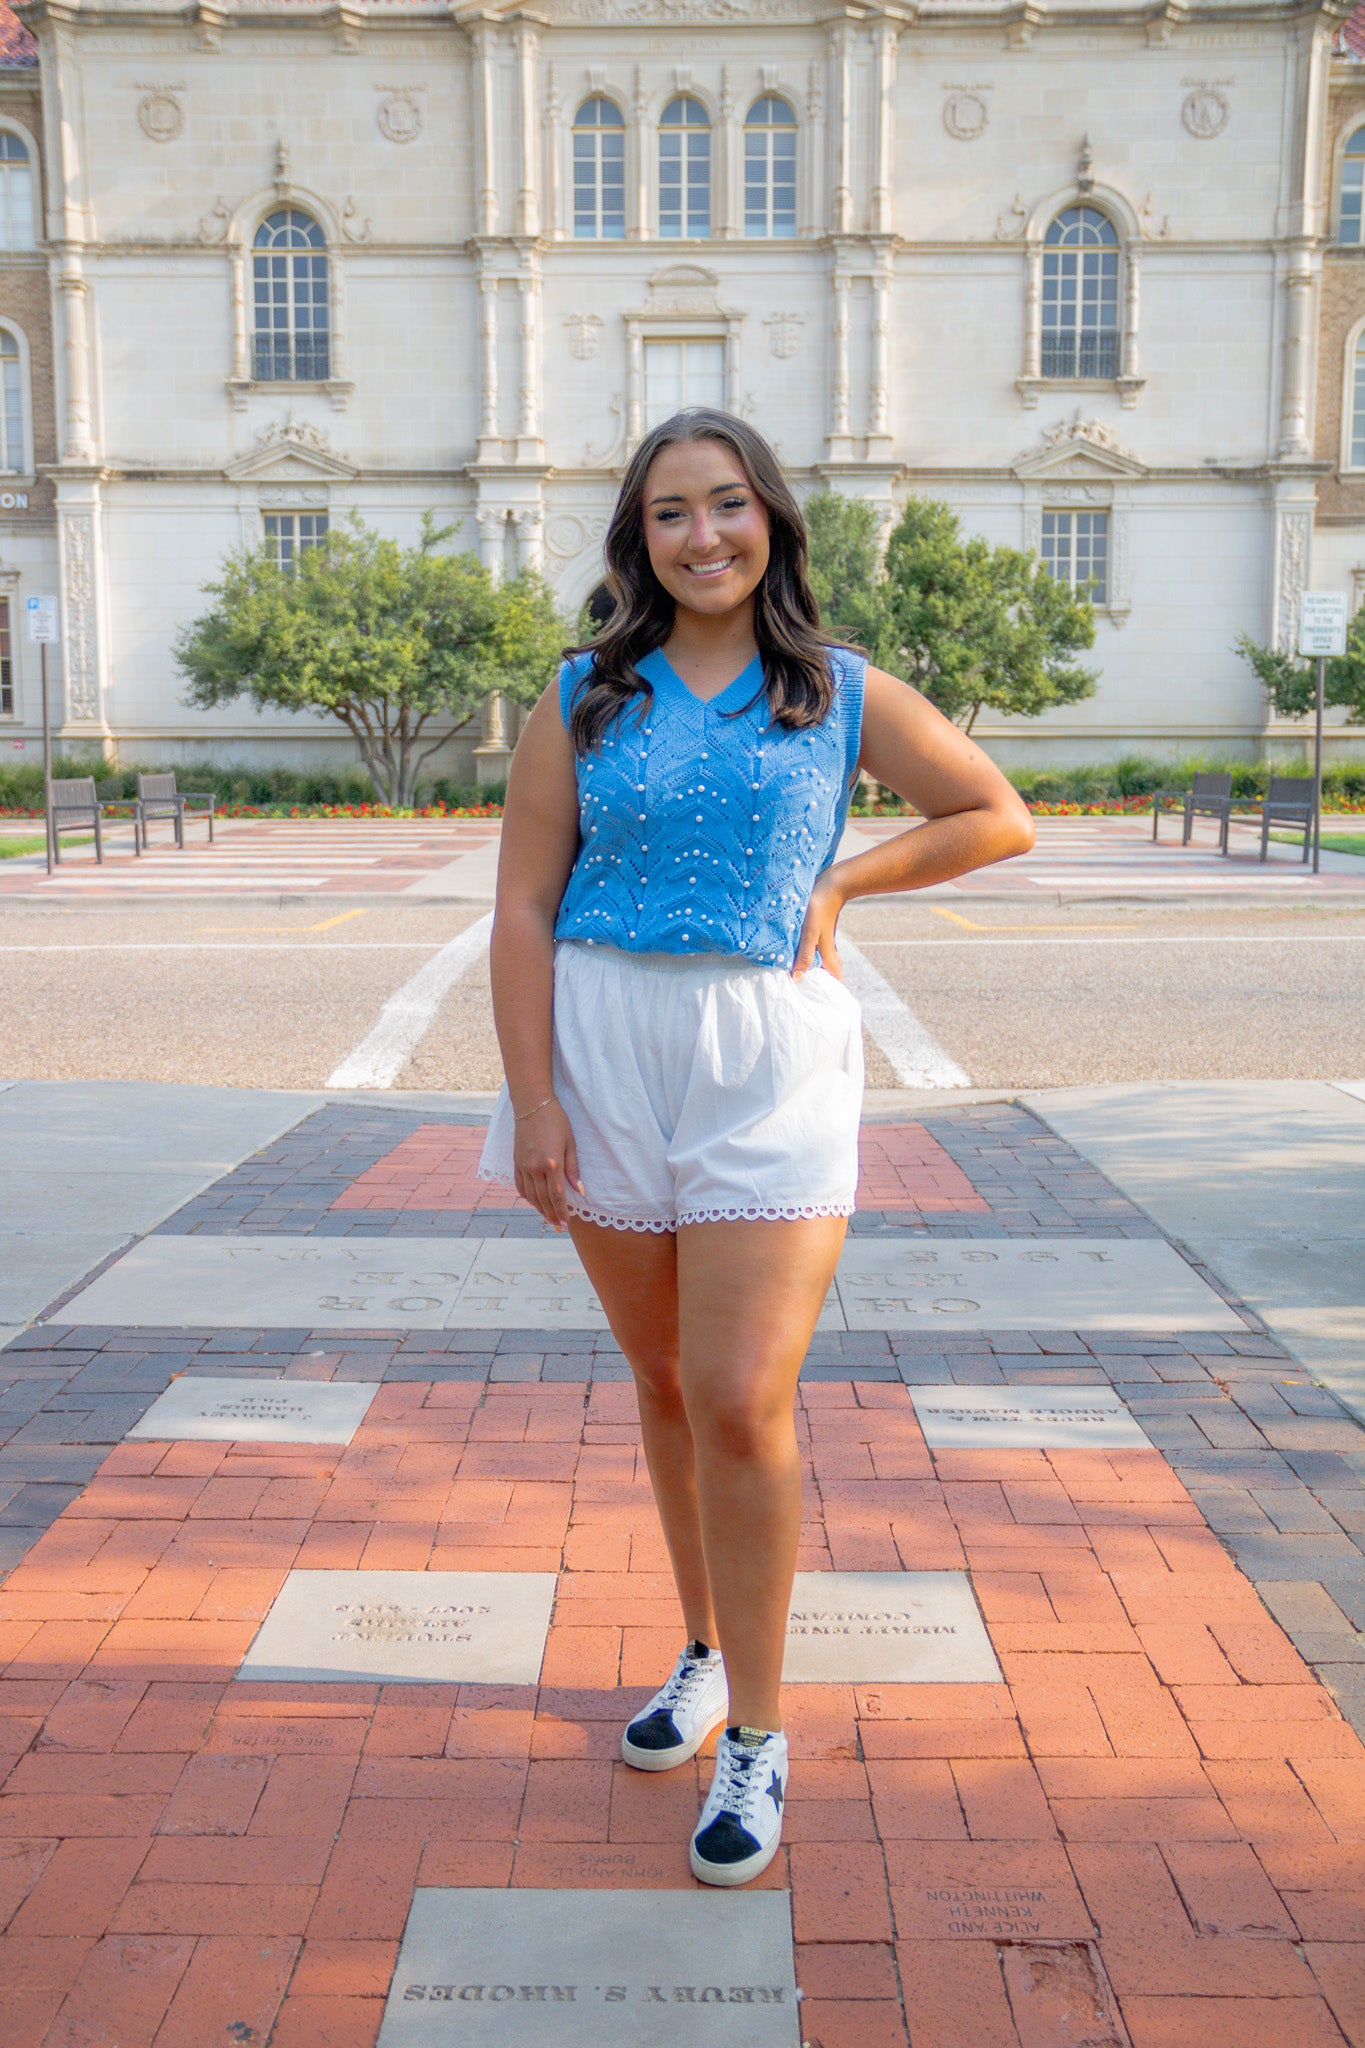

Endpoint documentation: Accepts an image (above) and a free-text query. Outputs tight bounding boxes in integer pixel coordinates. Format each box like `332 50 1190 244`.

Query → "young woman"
481 409 1033 1886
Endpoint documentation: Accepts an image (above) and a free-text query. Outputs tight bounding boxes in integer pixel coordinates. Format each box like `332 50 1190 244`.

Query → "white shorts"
479 940 864 1232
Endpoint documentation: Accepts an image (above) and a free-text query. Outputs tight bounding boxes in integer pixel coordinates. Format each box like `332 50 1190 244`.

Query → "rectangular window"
264 512 329 572
1351 339 1365 468
643 339 724 429
1041 510 1108 605
0 596 12 715
573 130 625 238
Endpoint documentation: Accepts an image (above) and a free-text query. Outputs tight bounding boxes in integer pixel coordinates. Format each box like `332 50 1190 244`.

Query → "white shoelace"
712 1737 765 1823
659 1653 718 1710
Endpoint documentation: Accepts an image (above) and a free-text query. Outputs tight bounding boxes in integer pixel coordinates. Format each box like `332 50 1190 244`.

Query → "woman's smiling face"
641 437 771 619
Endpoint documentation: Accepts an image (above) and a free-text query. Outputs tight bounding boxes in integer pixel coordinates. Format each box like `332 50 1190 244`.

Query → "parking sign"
25 594 59 644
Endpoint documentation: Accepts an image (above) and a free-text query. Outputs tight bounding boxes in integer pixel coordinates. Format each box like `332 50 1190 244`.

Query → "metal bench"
1252 775 1316 863
47 775 140 863
135 771 217 851
1151 772 1233 852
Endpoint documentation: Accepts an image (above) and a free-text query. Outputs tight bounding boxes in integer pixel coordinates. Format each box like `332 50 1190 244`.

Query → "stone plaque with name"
378 1889 799 2046
783 1572 1000 1684
237 1570 557 1686
836 1237 1241 1332
128 1375 379 1445
907 1383 1151 1450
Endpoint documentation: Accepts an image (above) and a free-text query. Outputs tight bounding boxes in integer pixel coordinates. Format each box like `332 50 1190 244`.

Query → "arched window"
1348 327 1365 468
0 132 34 252
252 209 329 382
1042 206 1120 380
573 97 626 239
659 97 710 239
1341 126 1365 244
0 327 24 473
744 96 797 237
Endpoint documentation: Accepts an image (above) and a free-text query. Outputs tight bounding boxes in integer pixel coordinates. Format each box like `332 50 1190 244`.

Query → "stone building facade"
4 0 1361 780
0 3 57 751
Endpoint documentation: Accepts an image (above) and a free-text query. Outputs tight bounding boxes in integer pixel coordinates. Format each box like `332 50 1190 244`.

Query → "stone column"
545 65 563 240
828 267 852 458
626 320 644 446
474 507 512 785
871 25 897 235
516 24 539 238
630 67 649 239
803 61 824 239
474 24 499 238
54 483 111 740
830 25 852 235
869 254 892 451
516 256 543 462
477 269 500 460
1278 247 1315 459
55 253 95 464
514 504 544 573
715 66 736 239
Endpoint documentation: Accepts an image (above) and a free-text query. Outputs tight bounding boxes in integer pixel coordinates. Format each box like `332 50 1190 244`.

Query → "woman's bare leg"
676 1216 847 1733
567 1219 716 1646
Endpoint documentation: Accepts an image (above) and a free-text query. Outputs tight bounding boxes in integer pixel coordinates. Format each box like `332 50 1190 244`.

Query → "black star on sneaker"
766 1769 784 1812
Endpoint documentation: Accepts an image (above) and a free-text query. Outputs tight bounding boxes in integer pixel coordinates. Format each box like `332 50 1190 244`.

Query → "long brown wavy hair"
565 408 842 754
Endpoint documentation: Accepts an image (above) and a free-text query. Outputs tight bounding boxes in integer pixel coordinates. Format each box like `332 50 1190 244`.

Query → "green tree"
1236 625 1365 724
175 513 563 806
805 489 1099 734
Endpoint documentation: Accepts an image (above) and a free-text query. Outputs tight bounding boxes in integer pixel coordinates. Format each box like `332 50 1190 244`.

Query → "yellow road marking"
929 907 1135 932
196 908 370 934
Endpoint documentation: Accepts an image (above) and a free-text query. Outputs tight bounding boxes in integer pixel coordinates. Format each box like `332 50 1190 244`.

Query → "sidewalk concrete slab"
0 1080 319 1325
402 836 501 899
238 1567 557 1685
1025 1079 1365 1421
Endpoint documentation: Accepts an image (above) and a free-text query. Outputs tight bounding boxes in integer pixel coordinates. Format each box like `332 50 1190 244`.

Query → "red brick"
789 1842 893 1943
267 1994 384 2047
307 1812 424 1940
1205 1760 1335 1844
1121 1995 1347 2047
1189 1720 1362 1762
110 1881 315 1936
1000 1942 1128 2048
897 1940 1021 2048
1070 1842 1314 1998
510 1839 694 1889
952 1759 1058 1840
1053 1799 1238 1842
248 1756 357 1838
7 1751 182 1799
1306 1943 1365 2048
121 1567 216 1622
153 1935 298 2048
794 1940 898 2000
443 1706 535 1758
889 1841 1093 1942
1296 1760 1365 1840
518 1759 613 1841
0 1795 166 1838
140 1835 333 1885
44 1932 196 2048
1162 1841 1298 1938
796 1999 908 2046
0 1840 56 1929
115 1691 220 1755
157 1753 268 1836
36 1678 145 1751
1174 1684 1343 1723
9 1838 147 1937
291 1939 399 1999
0 1935 97 2048
363 1702 452 1757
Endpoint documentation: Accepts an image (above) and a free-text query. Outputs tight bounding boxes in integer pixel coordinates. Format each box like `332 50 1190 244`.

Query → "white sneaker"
690 1726 789 1887
621 1642 728 1772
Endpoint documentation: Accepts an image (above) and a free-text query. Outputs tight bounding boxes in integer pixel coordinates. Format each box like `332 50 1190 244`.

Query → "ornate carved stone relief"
137 90 184 143
1182 86 1230 139
59 515 97 721
377 91 423 144
943 92 988 141
1275 510 1311 654
764 313 803 359
564 312 604 361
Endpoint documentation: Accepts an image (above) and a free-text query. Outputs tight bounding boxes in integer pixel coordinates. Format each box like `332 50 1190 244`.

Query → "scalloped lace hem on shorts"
475 1168 853 1235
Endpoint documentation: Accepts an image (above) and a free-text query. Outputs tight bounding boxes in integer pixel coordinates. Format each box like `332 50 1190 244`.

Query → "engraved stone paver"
378 1889 799 2045
907 1384 1151 1450
127 1374 378 1443
59 1233 1235 1333
238 1569 557 1685
836 1238 1241 1331
783 1572 1001 1683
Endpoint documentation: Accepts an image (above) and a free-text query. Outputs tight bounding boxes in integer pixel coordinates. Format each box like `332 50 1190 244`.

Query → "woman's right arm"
488 679 585 1231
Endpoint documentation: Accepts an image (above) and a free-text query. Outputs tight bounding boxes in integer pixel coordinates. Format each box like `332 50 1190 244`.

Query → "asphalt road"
2 896 1363 1092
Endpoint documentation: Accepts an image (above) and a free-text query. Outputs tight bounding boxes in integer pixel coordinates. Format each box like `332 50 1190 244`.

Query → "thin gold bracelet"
513 1094 557 1123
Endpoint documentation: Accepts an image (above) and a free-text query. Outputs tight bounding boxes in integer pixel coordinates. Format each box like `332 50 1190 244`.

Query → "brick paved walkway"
1 1105 1363 2046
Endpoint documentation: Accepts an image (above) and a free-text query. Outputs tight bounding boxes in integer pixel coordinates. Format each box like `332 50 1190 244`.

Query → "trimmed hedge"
0 757 508 815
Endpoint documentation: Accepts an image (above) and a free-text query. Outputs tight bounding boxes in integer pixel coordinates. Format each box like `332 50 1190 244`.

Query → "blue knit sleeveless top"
553 643 866 967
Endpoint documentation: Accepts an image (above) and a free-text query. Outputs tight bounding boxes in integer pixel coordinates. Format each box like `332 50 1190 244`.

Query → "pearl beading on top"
554 646 866 967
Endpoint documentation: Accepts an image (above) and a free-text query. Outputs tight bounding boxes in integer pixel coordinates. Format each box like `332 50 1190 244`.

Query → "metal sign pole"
1313 653 1325 876
40 639 53 875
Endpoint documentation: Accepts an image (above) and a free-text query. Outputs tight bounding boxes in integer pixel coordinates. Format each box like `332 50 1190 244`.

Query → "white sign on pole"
1298 591 1349 659
25 594 59 644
